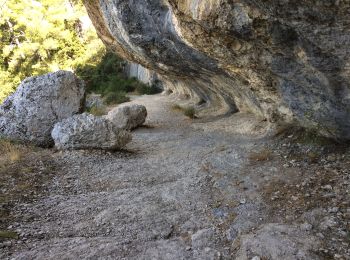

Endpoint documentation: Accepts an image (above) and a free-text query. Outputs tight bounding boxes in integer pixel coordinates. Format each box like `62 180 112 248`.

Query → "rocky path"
1 95 349 259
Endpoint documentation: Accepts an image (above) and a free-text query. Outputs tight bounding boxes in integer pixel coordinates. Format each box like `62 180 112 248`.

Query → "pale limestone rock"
106 104 147 130
52 113 131 150
0 70 85 147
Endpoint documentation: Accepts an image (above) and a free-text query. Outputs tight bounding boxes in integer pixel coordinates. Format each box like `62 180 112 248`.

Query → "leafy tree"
0 0 161 104
0 0 103 102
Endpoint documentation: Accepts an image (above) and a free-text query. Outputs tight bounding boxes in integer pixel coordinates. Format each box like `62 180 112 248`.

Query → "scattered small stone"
3 241 12 247
322 185 333 190
240 199 246 204
320 216 338 230
300 223 313 231
327 154 337 162
328 207 339 213
316 233 325 238
291 196 298 201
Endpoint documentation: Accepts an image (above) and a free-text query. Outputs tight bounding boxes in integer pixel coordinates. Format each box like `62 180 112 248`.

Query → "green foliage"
0 230 19 240
76 51 161 105
135 81 162 95
75 51 134 105
171 104 197 119
103 92 130 105
86 105 106 116
0 0 103 103
171 104 182 111
76 51 124 93
0 0 160 105
0 70 20 101
183 107 196 119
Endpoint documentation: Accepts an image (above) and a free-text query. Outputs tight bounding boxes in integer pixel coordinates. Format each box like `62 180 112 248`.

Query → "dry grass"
249 148 273 162
171 104 196 119
0 139 26 165
0 139 56 233
0 230 19 240
171 104 182 111
306 151 320 163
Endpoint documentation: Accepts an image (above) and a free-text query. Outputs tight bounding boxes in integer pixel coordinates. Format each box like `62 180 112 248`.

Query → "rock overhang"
84 0 350 139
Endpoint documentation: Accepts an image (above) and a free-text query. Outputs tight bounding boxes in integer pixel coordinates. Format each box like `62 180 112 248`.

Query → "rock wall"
84 0 350 139
124 62 157 86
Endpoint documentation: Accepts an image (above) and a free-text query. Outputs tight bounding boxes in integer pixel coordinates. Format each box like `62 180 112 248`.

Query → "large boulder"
52 113 131 150
105 104 147 130
0 70 85 147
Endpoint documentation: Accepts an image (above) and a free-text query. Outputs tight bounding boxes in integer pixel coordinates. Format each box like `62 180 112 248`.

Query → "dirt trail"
1 95 349 259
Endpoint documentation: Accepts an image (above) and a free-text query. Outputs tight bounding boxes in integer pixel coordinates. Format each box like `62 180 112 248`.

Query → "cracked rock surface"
0 70 85 147
52 113 132 150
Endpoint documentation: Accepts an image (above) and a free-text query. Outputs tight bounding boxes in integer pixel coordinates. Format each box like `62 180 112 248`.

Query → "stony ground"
0 95 349 259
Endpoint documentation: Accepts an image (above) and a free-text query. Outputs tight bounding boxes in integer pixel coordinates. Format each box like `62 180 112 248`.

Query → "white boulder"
106 104 147 130
52 113 131 150
0 70 85 147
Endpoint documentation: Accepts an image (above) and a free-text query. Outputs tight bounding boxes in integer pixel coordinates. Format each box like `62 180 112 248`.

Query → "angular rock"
0 70 85 147
84 1 350 139
51 113 131 150
105 104 147 130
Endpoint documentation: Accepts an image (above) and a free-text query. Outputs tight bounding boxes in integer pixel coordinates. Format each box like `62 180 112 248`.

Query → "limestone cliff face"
84 0 350 139
124 62 159 86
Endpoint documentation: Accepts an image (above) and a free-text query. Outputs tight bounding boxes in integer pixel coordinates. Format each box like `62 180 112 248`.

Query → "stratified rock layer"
84 0 350 139
52 113 132 150
0 71 85 146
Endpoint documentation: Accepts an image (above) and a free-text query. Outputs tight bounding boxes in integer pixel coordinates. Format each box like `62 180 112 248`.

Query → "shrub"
135 82 162 95
103 92 130 105
0 138 29 165
171 104 182 111
76 51 161 106
172 104 196 119
0 231 19 240
87 105 106 116
183 107 196 119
